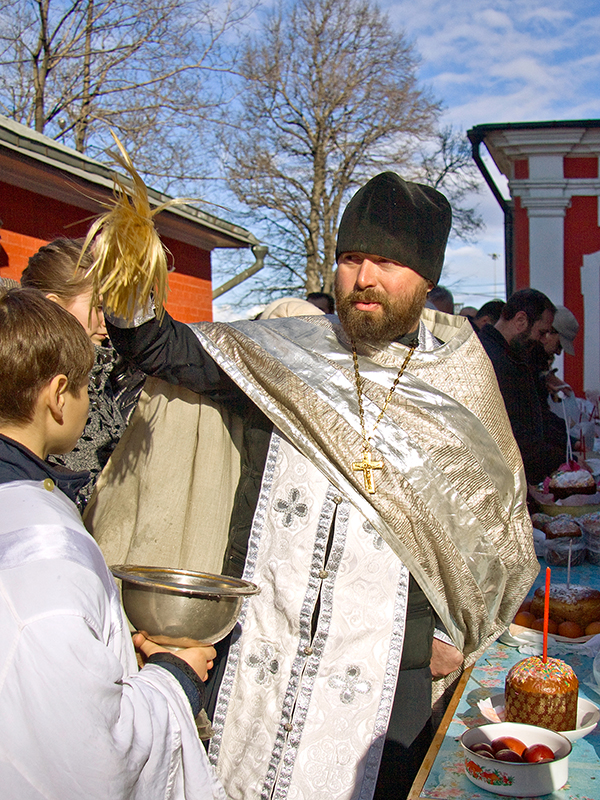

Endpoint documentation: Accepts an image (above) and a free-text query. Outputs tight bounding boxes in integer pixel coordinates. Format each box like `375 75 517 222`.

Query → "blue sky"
385 0 600 310
214 0 600 318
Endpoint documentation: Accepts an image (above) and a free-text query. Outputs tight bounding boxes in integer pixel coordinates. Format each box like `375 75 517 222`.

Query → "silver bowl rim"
110 565 260 598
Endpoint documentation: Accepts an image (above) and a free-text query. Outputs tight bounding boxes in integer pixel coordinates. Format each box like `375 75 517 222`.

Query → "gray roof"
0 115 258 251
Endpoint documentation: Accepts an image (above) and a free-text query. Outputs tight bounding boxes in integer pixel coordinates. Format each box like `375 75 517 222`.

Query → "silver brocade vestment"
191 310 537 800
193 310 538 660
86 308 538 800
208 431 410 800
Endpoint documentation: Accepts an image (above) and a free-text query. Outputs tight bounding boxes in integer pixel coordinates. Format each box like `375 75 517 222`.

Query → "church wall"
514 197 530 289
563 155 599 395
160 236 213 322
0 179 214 321
565 194 600 394
484 125 600 396
581 250 600 394
564 157 598 179
0 180 92 281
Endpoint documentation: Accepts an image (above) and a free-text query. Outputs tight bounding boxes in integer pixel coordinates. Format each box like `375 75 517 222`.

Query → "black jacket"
478 324 565 484
0 434 89 498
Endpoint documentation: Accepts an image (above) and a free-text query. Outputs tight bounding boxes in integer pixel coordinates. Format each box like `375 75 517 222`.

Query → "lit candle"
543 567 551 664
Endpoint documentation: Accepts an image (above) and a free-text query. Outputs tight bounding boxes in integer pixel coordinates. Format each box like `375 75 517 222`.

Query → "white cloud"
375 0 600 309
386 0 600 129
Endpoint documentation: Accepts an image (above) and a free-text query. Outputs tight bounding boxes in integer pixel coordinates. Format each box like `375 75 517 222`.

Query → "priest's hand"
133 632 216 682
430 638 463 679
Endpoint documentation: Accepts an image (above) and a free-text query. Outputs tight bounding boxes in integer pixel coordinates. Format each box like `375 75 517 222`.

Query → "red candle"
543 567 551 663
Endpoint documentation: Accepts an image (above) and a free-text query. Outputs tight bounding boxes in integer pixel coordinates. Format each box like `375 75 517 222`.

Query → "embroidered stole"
210 433 409 800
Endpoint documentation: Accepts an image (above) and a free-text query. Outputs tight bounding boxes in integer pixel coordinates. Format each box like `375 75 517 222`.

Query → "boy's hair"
0 288 94 425
20 238 93 301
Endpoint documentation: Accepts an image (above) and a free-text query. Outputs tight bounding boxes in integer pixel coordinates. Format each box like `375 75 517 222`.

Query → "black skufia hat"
335 172 452 285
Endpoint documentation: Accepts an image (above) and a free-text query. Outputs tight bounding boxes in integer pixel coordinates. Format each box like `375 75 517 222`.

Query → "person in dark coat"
478 288 566 484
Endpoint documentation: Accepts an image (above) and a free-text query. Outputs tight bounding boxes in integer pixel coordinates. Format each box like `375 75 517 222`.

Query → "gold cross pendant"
352 450 383 494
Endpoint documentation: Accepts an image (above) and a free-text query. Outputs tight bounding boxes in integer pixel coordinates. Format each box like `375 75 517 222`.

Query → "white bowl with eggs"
460 722 571 797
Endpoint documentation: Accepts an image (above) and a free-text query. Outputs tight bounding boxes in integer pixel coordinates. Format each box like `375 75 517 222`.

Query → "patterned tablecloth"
411 559 600 800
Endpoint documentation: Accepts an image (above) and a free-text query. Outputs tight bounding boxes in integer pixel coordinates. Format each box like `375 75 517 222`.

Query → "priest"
91 172 538 800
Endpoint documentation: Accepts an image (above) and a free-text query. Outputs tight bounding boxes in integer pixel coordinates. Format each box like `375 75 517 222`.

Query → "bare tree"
413 125 484 242
219 0 440 299
0 0 248 181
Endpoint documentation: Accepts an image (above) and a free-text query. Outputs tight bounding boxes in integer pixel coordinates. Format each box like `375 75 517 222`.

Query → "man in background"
306 290 335 314
544 306 580 398
426 284 454 313
478 288 565 483
472 299 505 330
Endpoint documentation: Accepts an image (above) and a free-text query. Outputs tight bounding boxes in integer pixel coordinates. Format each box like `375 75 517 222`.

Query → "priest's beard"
334 282 429 346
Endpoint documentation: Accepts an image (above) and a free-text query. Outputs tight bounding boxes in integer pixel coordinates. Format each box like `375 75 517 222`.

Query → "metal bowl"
111 565 260 647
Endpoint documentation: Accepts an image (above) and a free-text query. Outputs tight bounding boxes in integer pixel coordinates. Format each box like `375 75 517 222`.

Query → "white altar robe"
0 479 224 800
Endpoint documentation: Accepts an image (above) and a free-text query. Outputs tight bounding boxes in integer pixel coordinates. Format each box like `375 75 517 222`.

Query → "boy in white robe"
0 287 225 800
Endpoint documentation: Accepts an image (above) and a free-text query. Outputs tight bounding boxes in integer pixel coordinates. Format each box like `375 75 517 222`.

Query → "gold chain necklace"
351 341 416 494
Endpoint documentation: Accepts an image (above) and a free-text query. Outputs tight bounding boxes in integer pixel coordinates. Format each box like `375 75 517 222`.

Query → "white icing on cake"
546 583 599 604
550 471 595 488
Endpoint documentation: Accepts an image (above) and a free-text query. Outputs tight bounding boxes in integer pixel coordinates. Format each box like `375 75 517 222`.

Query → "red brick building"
0 115 262 322
469 120 600 396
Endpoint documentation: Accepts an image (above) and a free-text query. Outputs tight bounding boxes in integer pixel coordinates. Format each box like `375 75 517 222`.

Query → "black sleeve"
107 312 246 408
146 652 206 717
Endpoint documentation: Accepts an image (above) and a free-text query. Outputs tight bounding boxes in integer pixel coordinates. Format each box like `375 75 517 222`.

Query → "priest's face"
335 252 430 345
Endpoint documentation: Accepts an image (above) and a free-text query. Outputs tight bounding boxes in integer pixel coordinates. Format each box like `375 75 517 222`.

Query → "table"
409 558 600 800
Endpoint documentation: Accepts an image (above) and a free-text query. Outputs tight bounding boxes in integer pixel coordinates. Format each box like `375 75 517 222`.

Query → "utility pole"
489 252 500 298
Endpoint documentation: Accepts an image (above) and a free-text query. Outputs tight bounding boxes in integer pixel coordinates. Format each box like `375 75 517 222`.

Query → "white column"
581 250 600 393
526 209 567 304
516 155 570 305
